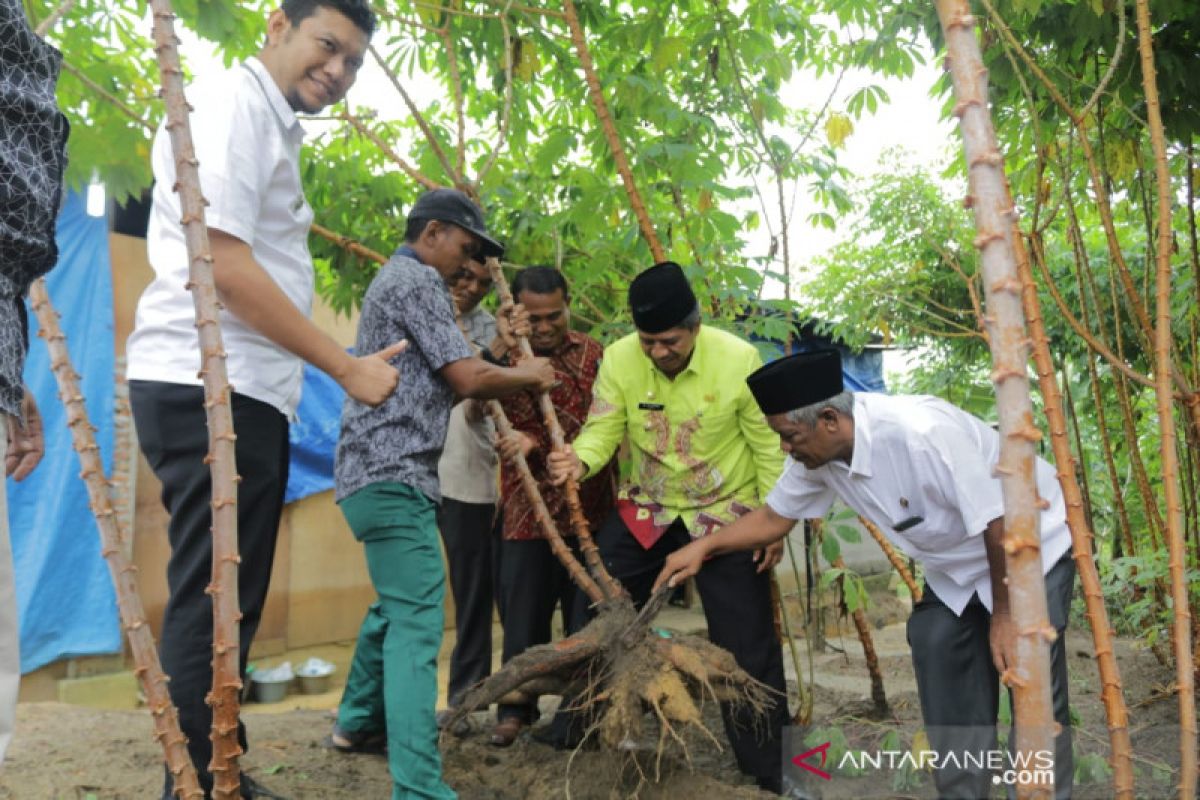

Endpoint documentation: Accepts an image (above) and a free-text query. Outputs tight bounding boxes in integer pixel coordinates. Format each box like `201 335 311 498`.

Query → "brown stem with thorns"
831 557 887 715
339 111 443 191
149 3 243 795
310 223 386 265
453 319 605 606
485 398 605 605
32 0 76 37
28 281 202 798
1013 233 1134 795
485 258 624 601
936 4 1055 796
59 62 153 132
560 0 665 262
1134 2 1197 794
856 516 921 603
367 43 463 190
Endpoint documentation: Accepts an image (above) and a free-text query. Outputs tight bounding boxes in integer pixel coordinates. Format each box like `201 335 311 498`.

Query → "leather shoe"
489 716 525 747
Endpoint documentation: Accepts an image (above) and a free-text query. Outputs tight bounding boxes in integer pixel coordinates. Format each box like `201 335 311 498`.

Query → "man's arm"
983 516 1017 677
440 356 555 400
654 504 796 591
209 230 403 406
552 351 627 483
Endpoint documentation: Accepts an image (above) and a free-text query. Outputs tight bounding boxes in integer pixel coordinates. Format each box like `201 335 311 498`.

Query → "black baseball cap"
409 189 505 258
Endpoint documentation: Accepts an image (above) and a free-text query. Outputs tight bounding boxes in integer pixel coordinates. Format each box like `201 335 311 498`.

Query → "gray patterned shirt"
0 0 69 415
335 247 472 503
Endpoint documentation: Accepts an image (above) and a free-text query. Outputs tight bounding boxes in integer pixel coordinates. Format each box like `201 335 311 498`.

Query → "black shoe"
241 774 290 799
531 712 586 751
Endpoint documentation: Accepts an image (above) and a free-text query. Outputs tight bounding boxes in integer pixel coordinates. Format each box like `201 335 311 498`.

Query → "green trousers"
337 482 456 800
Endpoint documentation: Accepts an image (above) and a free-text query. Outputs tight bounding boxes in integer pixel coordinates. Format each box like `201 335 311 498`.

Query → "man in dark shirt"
331 189 554 799
489 267 616 747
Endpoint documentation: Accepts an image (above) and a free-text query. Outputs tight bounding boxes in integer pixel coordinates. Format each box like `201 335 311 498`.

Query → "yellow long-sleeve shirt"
571 326 783 538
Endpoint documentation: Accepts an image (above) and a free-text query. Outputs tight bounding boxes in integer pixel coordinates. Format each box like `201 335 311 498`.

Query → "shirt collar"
242 57 303 140
846 393 873 477
394 244 423 264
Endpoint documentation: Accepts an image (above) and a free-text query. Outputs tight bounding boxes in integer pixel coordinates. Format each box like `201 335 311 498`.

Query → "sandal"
321 723 387 755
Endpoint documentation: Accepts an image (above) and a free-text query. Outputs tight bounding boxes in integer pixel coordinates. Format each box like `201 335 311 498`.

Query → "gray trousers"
907 553 1075 799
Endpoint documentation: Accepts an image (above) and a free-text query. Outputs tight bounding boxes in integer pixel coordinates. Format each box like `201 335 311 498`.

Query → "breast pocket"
690 403 737 454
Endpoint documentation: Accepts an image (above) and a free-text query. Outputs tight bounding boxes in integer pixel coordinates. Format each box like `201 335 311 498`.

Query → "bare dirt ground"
0 596 1186 799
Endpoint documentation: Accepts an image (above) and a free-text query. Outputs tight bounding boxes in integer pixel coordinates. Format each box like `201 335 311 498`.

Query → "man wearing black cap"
655 349 1076 799
547 261 789 793
331 189 556 799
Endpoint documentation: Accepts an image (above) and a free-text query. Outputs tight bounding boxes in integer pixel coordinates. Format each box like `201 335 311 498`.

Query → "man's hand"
511 356 555 392
338 340 408 406
990 609 1017 679
546 444 584 486
6 389 44 481
752 538 785 573
496 430 536 463
653 539 712 593
496 301 531 352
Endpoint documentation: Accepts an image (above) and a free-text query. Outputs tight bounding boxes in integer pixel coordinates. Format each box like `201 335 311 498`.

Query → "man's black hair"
280 0 376 36
511 265 569 301
404 216 431 244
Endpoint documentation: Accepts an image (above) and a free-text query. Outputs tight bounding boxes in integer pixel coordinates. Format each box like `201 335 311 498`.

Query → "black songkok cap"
627 261 699 333
746 349 844 416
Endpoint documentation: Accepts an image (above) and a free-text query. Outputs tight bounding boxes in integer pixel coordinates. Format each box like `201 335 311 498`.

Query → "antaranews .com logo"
784 726 1056 798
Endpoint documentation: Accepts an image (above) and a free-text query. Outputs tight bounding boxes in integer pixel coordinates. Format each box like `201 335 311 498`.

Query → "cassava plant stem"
148 3 244 795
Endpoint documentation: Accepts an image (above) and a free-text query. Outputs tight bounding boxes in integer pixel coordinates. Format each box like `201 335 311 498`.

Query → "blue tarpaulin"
7 192 120 672
285 363 346 504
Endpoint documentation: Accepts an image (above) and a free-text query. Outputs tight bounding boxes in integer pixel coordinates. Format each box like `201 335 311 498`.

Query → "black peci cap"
409 189 504 258
746 349 844 416
627 261 699 333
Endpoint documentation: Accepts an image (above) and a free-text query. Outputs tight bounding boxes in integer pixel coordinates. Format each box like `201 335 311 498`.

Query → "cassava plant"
936 1 1057 796
148 2 243 796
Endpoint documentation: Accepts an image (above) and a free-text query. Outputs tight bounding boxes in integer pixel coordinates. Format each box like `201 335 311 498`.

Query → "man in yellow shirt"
548 261 788 794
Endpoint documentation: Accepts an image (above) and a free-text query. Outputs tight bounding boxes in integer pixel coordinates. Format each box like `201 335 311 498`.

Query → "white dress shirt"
766 393 1072 615
127 57 314 418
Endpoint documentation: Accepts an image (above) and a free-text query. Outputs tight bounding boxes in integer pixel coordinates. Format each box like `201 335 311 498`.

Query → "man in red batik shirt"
488 266 615 747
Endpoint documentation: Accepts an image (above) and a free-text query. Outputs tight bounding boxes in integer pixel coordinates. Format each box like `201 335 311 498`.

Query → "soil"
0 600 1186 799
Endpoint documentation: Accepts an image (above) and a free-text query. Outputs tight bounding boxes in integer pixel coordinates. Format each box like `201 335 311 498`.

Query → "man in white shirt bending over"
126 2 399 796
656 349 1075 800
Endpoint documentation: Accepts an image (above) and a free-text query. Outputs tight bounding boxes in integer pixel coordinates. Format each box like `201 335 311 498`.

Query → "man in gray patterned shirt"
330 189 554 799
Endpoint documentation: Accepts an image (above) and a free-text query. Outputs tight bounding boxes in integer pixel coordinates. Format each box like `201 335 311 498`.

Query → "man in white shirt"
655 349 1075 799
126 2 396 796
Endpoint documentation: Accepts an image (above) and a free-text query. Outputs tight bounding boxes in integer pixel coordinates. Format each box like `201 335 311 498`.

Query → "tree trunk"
1013 238 1134 795
1133 2 1198 795
28 281 202 798
935 3 1056 795
148 3 243 796
832 557 888 716
560 0 665 262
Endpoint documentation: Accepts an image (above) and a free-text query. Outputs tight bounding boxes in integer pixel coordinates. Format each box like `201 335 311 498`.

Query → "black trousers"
131 381 289 800
496 536 587 724
582 512 789 791
907 553 1075 800
437 497 500 707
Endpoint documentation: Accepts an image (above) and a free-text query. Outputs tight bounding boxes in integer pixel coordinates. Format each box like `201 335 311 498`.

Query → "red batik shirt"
499 330 616 541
